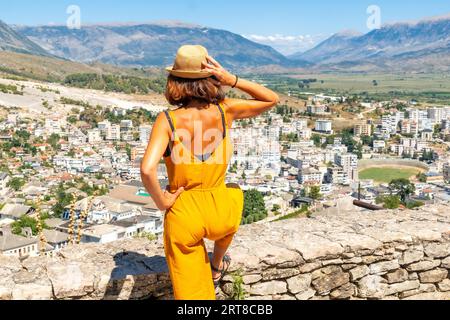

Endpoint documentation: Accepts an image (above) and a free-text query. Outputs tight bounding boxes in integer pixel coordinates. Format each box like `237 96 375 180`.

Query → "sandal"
211 254 232 288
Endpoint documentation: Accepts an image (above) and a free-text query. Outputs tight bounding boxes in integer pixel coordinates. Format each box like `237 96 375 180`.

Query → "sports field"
359 167 421 184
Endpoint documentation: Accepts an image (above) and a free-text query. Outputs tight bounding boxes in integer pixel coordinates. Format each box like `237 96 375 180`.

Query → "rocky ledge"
1 204 450 300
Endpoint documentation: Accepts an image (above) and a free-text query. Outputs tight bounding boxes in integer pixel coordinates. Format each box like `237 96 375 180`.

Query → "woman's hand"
202 55 237 87
158 187 185 211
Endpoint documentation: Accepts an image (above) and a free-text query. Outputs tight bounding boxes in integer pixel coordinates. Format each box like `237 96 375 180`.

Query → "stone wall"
1 204 449 300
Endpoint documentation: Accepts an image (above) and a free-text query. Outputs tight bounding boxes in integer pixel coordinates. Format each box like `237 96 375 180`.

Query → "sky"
2 0 450 54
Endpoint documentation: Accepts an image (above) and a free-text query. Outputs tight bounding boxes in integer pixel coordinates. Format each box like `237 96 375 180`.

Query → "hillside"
0 20 49 56
0 50 163 83
14 23 304 70
291 15 450 72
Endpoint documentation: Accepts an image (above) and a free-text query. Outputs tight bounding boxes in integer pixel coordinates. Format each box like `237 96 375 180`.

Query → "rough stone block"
406 260 441 272
384 269 409 284
349 265 370 282
370 260 400 275
418 268 448 284
424 243 450 259
311 266 349 295
249 281 287 296
286 274 312 295
357 275 388 299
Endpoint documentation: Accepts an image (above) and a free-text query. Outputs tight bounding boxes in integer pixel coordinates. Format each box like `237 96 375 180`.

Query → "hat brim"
165 67 213 79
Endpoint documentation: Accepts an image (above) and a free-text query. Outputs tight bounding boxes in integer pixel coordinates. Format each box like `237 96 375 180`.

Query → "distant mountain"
0 20 49 56
288 30 362 63
291 15 450 72
14 23 307 70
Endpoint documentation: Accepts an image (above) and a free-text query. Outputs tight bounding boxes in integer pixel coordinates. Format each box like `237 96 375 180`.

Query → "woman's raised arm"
202 55 280 120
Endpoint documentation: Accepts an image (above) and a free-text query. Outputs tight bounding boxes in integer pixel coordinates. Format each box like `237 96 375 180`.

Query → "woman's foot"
211 254 231 288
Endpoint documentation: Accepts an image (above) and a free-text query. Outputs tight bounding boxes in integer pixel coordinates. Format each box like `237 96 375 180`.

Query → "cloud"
243 33 328 55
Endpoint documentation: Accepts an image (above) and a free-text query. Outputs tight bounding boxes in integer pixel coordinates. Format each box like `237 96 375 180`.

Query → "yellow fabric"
163 103 244 300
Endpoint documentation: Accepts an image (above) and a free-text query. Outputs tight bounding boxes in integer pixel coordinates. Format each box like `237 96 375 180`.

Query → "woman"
140 45 279 300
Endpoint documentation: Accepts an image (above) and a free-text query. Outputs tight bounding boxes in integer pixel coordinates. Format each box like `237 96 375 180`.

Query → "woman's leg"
211 233 235 275
210 184 244 275
164 211 216 300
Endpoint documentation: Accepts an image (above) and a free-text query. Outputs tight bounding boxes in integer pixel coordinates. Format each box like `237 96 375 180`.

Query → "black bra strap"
164 110 175 133
216 104 227 139
163 110 174 158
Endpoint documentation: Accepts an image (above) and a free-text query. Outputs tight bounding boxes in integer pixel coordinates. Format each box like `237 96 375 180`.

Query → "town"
1 78 450 259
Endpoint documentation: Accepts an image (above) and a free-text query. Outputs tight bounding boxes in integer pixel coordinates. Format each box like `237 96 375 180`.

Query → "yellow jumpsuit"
162 103 244 300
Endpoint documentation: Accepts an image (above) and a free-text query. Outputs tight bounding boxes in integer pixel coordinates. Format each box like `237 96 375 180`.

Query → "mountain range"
1 14 450 73
290 15 450 72
13 22 303 71
0 20 49 56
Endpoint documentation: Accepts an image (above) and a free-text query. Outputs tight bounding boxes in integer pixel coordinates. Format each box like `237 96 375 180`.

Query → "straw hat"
165 45 213 79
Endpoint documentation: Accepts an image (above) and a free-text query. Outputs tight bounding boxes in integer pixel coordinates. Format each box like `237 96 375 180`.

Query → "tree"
242 190 267 225
376 195 401 209
308 186 322 201
420 150 434 162
47 134 61 150
51 184 75 217
12 216 49 236
416 173 427 183
7 177 25 191
389 179 415 203
312 134 322 148
271 204 281 214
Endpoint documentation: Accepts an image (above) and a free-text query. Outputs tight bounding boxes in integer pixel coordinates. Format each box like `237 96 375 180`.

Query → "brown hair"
165 75 226 107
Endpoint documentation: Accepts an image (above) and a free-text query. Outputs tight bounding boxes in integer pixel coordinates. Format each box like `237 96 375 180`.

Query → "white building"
428 108 444 125
139 125 153 145
98 120 111 136
298 168 323 185
106 124 121 141
88 129 103 144
315 120 333 134
373 140 386 152
335 153 358 169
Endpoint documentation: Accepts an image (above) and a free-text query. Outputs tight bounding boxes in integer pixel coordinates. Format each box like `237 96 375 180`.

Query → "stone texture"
437 279 450 292
370 260 400 275
400 284 436 298
0 204 449 301
441 256 450 269
249 281 287 296
330 283 356 300
418 269 448 283
295 289 316 300
357 275 388 299
403 292 450 300
311 266 350 295
286 274 312 295
322 259 344 266
409 272 419 280
424 243 450 259
385 269 409 284
349 266 370 281
298 262 321 273
385 280 420 296
242 275 262 285
262 268 300 281
399 250 424 265
406 260 441 272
